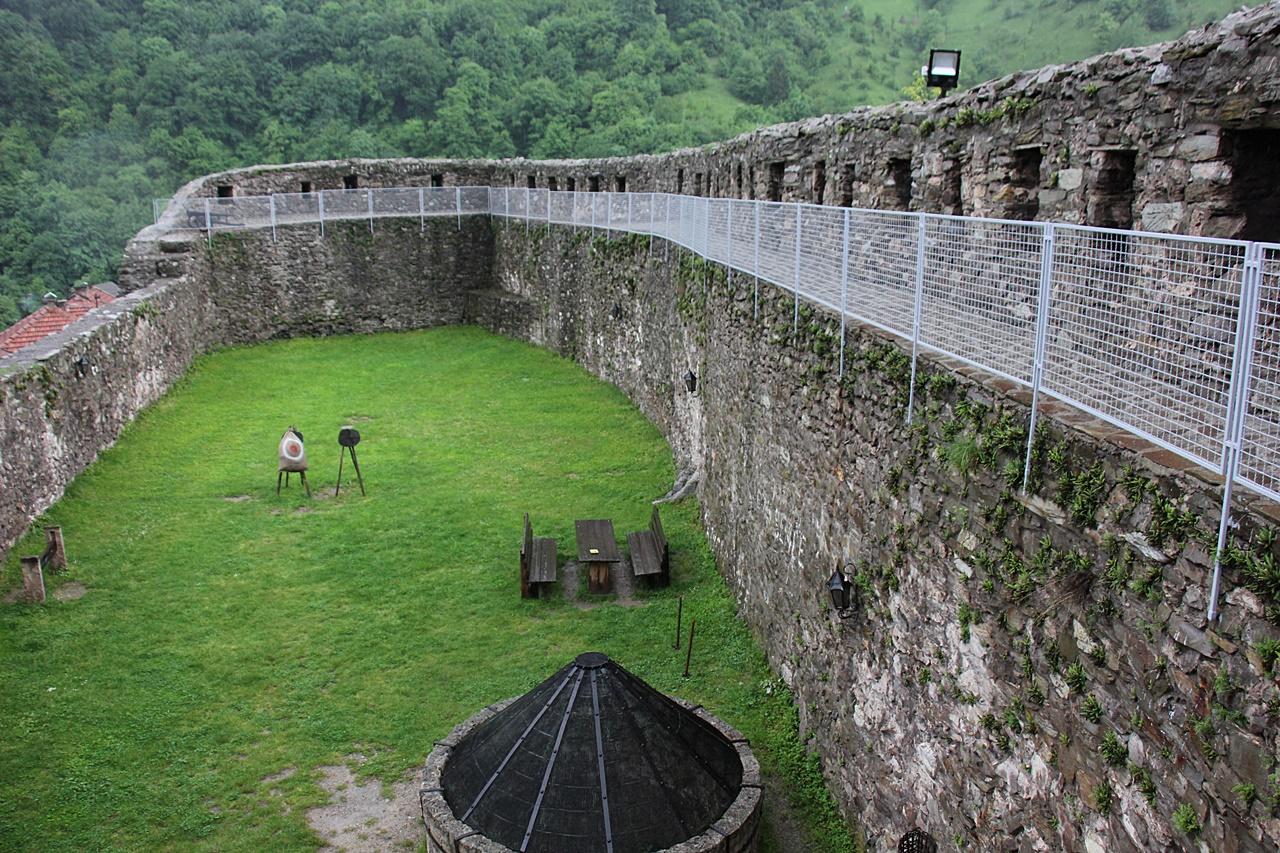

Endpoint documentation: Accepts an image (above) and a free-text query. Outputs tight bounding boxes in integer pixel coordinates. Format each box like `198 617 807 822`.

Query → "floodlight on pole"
924 48 962 97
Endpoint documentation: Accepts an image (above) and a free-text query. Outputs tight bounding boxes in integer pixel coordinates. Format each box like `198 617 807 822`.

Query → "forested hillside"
0 0 1240 325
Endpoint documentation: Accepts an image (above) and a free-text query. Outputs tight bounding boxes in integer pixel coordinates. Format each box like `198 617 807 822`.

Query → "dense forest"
0 0 1240 325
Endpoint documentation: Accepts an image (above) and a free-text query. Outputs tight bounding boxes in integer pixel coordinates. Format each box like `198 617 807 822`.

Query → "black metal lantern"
924 48 962 96
827 564 856 618
683 369 698 395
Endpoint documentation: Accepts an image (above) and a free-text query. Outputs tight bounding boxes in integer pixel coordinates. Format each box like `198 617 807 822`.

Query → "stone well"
420 652 761 853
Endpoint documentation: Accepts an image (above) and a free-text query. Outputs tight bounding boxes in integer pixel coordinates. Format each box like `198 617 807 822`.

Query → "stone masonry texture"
3 5 1280 850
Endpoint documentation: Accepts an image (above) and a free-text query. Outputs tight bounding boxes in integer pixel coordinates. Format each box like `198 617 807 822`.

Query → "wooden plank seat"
520 513 558 598
626 507 669 586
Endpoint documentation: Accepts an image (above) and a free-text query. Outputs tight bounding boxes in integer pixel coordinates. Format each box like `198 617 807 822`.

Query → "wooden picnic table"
575 519 621 593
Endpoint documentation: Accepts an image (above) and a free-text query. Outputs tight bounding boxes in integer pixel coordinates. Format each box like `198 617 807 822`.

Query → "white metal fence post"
727 199 734 288
203 197 212 247
269 194 277 242
318 191 325 237
627 193 633 234
792 205 802 332
753 202 761 320
1022 223 1055 492
905 215 927 425
1209 242 1263 621
456 186 462 231
418 187 426 233
665 194 672 260
525 186 530 234
838 207 850 379
367 187 374 233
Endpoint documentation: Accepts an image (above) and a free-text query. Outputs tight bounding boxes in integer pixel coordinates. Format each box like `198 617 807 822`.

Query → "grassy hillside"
0 0 1243 325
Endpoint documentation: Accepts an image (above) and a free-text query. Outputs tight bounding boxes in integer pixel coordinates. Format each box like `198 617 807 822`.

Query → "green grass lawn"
0 327 851 852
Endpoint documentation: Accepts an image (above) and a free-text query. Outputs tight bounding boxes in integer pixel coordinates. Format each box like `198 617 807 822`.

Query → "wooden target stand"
276 426 311 497
335 427 365 496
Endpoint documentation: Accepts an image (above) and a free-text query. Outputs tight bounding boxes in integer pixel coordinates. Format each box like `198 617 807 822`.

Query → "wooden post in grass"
43 527 66 573
20 557 45 603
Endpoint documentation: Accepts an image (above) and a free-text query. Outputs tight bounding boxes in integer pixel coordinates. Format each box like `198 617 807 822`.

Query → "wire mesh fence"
157 184 1280 614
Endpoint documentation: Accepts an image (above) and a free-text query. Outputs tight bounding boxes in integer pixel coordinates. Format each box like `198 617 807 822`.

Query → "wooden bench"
627 507 669 586
520 513 557 598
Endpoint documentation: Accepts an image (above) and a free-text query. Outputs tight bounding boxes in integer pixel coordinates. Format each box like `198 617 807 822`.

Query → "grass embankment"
0 327 852 852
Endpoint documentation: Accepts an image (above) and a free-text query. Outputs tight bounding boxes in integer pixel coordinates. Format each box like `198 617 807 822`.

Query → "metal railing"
156 186 1280 619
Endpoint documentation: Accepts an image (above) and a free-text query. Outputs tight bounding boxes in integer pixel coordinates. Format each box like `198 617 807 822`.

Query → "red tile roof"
0 286 117 356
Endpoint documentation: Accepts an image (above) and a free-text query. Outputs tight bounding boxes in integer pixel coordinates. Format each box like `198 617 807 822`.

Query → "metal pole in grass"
682 619 696 678
674 596 683 649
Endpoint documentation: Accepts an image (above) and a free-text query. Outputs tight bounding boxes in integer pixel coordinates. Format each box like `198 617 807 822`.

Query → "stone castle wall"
477 221 1280 852
2 4 1280 850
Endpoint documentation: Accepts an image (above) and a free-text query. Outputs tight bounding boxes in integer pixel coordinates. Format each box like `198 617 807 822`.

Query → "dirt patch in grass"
52 582 87 602
223 495 253 503
306 757 422 852
561 559 642 609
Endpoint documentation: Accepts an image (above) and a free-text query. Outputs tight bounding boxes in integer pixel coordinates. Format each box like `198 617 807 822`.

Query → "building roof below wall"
0 285 117 356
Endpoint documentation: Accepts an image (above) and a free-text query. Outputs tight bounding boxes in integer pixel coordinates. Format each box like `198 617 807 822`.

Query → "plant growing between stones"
1234 782 1257 808
1172 803 1200 836
1081 694 1103 724
1100 730 1127 767
1094 780 1113 815
1066 661 1087 694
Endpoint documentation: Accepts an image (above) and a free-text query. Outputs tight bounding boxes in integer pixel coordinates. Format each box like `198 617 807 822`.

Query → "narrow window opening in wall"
943 161 964 216
887 158 912 210
216 185 234 198
431 174 444 188
615 175 626 193
566 176 576 192
840 164 856 207
548 176 558 192
767 162 784 202
736 163 744 198
300 181 312 195
1223 129 1280 241
748 166 756 200
1087 149 1136 229
695 172 704 196
813 160 826 205
589 175 601 192
677 168 684 194
343 174 359 190
1006 147 1042 220
527 175 537 189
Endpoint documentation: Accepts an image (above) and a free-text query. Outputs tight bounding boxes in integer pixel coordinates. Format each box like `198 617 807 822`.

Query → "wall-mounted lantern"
923 49 962 97
683 369 698 395
75 355 90 378
827 563 856 619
